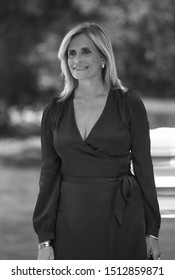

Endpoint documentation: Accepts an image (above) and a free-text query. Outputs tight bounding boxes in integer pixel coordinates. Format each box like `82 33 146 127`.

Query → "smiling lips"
72 65 89 71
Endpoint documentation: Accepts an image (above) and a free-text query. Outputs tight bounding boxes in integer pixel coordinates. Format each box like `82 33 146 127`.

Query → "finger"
153 251 161 260
49 253 54 260
50 252 54 260
147 247 152 257
156 253 161 260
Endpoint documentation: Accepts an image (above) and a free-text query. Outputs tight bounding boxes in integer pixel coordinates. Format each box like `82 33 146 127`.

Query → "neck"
75 79 106 99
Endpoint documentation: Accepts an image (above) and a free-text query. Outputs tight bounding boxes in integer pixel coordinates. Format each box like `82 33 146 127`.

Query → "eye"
82 48 91 55
67 50 76 58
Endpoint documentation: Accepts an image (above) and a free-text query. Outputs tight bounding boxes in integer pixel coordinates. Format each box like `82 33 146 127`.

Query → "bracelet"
37 240 51 250
147 234 159 240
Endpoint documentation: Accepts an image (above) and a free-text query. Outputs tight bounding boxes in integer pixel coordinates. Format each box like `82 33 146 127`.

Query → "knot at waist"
62 174 134 224
114 175 134 226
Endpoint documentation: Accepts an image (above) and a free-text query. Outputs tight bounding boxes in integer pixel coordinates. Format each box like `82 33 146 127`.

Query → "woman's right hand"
37 246 55 260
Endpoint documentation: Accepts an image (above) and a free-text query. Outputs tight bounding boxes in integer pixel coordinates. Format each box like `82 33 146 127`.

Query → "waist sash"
63 175 134 226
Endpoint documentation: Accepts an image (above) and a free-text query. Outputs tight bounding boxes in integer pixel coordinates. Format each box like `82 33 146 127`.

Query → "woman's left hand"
146 235 161 260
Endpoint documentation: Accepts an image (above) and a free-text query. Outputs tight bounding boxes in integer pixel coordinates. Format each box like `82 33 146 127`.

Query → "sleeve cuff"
146 227 159 238
38 232 54 243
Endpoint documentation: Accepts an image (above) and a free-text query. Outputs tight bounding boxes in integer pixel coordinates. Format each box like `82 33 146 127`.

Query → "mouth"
72 66 89 71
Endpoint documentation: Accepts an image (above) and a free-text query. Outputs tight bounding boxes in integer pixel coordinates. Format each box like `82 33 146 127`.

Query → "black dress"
33 88 161 260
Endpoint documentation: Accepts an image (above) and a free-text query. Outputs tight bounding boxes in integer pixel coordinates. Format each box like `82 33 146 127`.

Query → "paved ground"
159 218 175 260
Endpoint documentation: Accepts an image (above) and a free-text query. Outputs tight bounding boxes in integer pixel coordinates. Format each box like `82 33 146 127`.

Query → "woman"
33 22 161 260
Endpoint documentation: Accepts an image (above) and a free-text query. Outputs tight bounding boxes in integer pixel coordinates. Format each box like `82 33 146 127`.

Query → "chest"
53 93 131 157
73 97 107 140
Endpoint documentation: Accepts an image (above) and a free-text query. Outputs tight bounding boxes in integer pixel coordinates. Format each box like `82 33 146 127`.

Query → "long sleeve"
33 100 62 243
126 90 161 237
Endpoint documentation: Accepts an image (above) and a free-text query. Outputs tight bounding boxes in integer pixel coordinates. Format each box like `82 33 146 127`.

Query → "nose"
74 52 82 63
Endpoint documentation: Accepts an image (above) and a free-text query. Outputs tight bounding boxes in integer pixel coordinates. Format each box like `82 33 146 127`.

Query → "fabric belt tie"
114 175 134 226
63 174 134 226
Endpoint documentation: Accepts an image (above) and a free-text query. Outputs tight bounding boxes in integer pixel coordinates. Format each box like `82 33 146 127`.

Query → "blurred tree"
0 0 174 107
0 0 89 106
74 0 175 97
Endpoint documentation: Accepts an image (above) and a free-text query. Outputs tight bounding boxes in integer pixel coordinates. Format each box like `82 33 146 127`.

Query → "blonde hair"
58 22 125 100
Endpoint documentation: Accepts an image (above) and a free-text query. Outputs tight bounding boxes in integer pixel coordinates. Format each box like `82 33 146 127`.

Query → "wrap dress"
33 88 161 260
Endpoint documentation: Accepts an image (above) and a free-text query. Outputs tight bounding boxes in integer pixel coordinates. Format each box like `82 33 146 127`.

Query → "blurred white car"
150 127 175 217
150 127 175 157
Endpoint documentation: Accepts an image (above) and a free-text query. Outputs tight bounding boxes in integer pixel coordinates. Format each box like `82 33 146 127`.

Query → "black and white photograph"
0 0 175 265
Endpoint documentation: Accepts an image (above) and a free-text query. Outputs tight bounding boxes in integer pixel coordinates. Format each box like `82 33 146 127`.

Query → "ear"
101 58 106 69
101 56 105 63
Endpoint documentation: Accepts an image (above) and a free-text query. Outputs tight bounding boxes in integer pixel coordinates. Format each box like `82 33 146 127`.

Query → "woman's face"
67 34 104 82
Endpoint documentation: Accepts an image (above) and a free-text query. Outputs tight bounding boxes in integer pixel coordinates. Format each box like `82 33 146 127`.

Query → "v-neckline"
71 90 110 143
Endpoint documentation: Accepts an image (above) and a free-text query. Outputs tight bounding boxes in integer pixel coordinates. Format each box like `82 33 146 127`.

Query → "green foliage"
0 0 175 106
